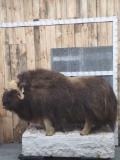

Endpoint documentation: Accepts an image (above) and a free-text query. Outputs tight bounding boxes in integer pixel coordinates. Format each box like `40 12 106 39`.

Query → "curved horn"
18 92 24 100
16 78 20 84
7 80 24 100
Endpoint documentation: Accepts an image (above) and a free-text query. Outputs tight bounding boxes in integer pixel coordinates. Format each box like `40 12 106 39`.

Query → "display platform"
19 125 115 159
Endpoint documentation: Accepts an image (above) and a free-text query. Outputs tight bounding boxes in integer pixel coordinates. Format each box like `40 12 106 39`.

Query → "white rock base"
22 126 115 159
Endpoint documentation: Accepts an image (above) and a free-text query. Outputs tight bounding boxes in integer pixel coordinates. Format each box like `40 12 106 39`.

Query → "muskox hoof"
80 130 90 136
46 127 55 136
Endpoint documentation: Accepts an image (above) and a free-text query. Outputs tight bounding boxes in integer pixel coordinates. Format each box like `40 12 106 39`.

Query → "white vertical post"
113 16 118 145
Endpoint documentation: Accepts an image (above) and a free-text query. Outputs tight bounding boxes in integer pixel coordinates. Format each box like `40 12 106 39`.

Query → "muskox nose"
2 99 7 106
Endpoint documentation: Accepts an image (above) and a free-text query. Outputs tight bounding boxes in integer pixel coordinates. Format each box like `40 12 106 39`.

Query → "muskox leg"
44 118 55 136
80 118 92 135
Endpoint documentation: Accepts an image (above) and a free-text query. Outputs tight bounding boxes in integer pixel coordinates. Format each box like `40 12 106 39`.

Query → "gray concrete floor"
0 144 120 160
0 144 22 160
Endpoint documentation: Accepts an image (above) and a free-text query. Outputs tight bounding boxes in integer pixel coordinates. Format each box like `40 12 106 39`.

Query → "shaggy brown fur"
2 69 117 135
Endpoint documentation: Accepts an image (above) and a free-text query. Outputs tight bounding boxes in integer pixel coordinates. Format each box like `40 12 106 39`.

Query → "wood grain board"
0 0 119 143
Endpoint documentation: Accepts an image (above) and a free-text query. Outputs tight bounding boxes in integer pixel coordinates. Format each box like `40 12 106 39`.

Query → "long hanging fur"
2 69 117 133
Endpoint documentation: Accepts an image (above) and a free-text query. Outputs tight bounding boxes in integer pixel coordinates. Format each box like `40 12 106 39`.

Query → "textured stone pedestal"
22 126 115 159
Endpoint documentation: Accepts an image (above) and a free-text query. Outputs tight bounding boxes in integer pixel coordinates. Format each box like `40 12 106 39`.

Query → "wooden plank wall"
0 0 120 143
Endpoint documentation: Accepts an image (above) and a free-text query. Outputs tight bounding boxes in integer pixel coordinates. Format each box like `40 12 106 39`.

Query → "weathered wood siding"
0 0 120 143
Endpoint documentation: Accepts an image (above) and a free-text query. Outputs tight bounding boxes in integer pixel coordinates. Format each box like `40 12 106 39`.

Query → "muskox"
2 69 117 136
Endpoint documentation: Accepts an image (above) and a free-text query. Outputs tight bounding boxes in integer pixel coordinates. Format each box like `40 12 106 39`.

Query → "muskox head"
2 80 24 111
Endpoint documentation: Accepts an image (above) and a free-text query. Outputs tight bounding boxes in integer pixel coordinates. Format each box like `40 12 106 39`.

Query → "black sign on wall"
51 46 113 86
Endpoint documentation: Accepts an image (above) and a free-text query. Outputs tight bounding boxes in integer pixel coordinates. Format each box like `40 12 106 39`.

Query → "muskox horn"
18 92 24 100
7 80 24 100
16 78 20 84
